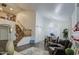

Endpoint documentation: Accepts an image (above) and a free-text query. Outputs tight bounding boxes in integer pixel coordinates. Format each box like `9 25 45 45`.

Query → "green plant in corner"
65 48 74 55
63 28 68 40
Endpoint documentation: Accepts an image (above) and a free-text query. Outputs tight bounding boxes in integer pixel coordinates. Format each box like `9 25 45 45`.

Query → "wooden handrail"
16 20 32 37
17 20 26 31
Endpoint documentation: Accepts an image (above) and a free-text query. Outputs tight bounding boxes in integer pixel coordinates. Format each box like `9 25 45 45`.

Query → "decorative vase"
6 40 14 55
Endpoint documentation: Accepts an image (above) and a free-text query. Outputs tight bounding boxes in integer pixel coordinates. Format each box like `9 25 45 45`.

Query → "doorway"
0 25 10 53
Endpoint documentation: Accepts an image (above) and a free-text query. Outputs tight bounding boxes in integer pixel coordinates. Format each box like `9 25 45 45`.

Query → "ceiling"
0 3 75 21
33 3 75 22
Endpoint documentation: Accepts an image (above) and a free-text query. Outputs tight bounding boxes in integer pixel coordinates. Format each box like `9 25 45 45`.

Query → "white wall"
45 19 71 40
59 21 71 40
72 9 77 29
35 11 46 43
35 10 72 43
77 7 79 21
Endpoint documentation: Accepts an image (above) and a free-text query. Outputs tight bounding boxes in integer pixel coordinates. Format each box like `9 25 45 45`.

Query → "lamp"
0 7 3 11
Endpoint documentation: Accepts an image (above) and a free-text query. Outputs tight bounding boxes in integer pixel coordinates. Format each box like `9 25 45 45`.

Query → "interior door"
0 26 9 40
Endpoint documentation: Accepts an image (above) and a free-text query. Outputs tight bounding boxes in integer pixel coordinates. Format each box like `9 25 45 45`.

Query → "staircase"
15 24 25 43
15 21 32 46
16 20 32 37
1 18 32 46
14 22 30 46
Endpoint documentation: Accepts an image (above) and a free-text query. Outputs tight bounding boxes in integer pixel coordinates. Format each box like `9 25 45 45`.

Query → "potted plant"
65 48 74 55
63 29 68 40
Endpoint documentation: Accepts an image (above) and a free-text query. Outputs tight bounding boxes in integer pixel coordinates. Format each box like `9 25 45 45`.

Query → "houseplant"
63 29 68 40
65 48 74 55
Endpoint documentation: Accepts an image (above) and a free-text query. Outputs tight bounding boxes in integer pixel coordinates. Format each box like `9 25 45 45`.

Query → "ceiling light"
10 8 13 11
0 7 3 11
1 3 7 7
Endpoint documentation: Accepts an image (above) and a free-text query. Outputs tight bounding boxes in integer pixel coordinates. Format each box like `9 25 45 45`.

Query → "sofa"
44 37 72 55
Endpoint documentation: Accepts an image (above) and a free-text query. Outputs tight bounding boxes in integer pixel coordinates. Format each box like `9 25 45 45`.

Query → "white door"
0 26 9 40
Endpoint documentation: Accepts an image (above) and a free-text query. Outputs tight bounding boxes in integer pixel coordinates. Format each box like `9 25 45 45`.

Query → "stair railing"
16 20 26 32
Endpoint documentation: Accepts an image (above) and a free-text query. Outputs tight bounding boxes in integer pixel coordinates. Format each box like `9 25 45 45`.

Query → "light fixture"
10 8 13 11
1 3 7 7
0 7 3 11
10 28 13 32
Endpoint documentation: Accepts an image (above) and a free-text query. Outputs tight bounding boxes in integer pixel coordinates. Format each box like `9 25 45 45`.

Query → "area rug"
19 47 49 55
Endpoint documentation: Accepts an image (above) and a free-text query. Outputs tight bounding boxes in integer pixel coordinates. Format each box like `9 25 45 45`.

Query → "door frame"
0 24 11 40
